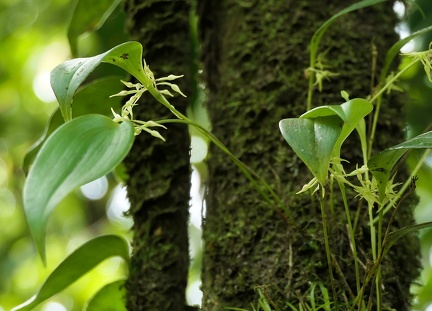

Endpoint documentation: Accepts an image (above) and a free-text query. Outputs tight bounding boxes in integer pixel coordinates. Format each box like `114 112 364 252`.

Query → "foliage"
278 1 432 308
0 0 131 309
12 235 129 311
24 115 134 264
3 0 432 310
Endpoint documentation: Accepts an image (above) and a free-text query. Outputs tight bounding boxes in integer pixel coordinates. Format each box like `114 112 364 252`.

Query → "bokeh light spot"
80 176 108 200
32 71 56 103
107 185 132 228
41 302 67 311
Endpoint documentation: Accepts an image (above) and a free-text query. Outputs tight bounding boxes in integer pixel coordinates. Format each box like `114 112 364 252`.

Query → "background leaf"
85 279 127 311
23 115 134 263
380 25 432 83
50 41 144 121
368 130 432 200
279 116 342 185
12 235 129 311
383 221 432 258
68 0 121 57
309 0 387 68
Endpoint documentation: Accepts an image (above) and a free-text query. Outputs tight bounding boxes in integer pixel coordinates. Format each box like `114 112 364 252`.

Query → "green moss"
123 0 194 310
199 0 420 310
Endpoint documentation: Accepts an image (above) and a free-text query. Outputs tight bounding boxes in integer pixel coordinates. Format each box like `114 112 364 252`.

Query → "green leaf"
85 279 127 311
23 108 64 176
380 25 432 83
383 221 432 258
12 235 129 311
300 99 373 158
368 131 432 201
23 76 125 174
309 0 387 68
24 114 134 263
68 0 121 57
279 116 342 185
51 41 146 121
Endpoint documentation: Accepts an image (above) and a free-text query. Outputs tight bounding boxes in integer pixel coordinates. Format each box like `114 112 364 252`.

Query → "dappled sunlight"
107 185 132 229
80 176 108 201
40 302 67 311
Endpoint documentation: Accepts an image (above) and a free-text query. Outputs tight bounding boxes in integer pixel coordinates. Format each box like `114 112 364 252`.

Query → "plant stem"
307 71 314 111
133 70 293 221
337 181 360 294
318 192 338 309
376 209 383 311
367 59 418 158
157 118 292 223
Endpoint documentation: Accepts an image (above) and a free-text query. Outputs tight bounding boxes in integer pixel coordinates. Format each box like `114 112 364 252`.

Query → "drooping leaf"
380 25 432 82
12 235 130 311
279 116 342 185
368 130 432 201
309 0 387 68
23 76 125 174
383 221 432 258
50 41 146 121
85 279 127 311
24 114 134 263
300 98 373 158
68 0 121 57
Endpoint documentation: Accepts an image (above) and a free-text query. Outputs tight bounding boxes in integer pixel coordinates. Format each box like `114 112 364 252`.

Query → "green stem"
306 71 314 111
351 176 418 311
337 181 360 294
157 118 292 221
318 191 338 308
367 59 418 158
132 71 292 221
369 204 377 261
376 209 383 311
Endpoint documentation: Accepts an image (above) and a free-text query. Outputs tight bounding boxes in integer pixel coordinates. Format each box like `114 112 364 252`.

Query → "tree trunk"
199 1 420 310
122 1 193 310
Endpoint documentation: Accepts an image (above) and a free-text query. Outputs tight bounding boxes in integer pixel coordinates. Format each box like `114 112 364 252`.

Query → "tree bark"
123 1 193 310
199 1 420 310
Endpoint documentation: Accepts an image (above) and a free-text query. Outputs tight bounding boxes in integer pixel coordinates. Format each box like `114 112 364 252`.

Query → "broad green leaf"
51 41 146 121
24 115 134 263
23 76 125 174
85 279 127 311
68 0 121 57
309 0 386 68
279 116 342 185
368 131 432 201
300 99 373 158
12 235 129 311
380 25 432 82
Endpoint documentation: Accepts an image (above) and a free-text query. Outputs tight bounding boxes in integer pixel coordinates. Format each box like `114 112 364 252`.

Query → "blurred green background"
0 0 432 310
0 1 135 310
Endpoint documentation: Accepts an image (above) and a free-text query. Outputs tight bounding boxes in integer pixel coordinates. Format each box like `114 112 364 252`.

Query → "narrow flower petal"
156 74 184 82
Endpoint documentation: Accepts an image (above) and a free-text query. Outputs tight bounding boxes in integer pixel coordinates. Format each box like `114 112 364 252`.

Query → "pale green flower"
110 60 186 141
297 177 321 196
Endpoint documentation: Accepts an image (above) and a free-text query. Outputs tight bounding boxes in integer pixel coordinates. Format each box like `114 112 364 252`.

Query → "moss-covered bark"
123 1 193 310
199 1 420 310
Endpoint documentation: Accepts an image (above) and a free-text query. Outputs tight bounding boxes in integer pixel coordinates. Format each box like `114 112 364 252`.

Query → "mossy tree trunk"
122 1 194 310
199 1 420 310
119 0 421 310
